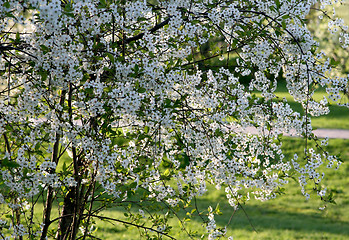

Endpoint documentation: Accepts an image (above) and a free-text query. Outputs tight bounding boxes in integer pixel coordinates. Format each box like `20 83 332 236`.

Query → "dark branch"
122 17 171 44
87 214 176 240
0 44 37 59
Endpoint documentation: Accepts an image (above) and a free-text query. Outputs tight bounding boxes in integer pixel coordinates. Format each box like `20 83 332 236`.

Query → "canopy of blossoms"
0 0 348 239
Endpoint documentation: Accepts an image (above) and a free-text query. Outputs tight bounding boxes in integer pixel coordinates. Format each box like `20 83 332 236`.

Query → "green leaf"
15 32 20 43
1 158 20 169
281 21 286 30
106 52 114 63
40 45 50 54
3 1 10 9
134 64 139 73
275 0 281 8
98 0 106 8
144 126 149 134
163 169 171 177
35 143 41 151
137 87 146 93
330 58 340 66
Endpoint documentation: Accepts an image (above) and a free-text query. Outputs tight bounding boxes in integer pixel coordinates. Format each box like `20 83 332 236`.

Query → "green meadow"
268 83 349 130
87 137 348 240
2 138 347 239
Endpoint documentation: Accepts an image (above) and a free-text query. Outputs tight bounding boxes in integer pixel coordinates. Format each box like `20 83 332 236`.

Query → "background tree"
0 0 348 239
308 1 349 102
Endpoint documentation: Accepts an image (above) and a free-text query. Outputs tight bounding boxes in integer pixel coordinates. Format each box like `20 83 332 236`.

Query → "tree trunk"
56 187 77 240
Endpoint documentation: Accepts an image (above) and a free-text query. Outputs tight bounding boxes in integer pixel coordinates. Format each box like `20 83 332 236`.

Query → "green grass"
252 84 349 129
271 83 349 129
90 138 349 240
206 49 349 130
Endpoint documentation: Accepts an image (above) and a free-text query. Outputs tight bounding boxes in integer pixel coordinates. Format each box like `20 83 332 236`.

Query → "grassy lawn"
2 138 346 239
205 51 349 130
90 138 349 240
271 83 349 129
248 79 349 129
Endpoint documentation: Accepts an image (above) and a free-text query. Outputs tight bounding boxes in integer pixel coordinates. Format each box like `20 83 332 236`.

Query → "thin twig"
87 214 177 240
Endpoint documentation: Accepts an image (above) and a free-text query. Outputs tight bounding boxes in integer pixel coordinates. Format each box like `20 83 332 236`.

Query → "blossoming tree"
0 0 348 239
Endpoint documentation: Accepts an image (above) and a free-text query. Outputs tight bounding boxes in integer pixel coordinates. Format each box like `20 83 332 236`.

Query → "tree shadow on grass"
196 197 349 238
90 193 349 239
231 205 347 232
97 224 128 234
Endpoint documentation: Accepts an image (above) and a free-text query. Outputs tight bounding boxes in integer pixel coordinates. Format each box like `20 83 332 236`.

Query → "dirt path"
30 118 349 139
311 129 349 139
242 127 349 139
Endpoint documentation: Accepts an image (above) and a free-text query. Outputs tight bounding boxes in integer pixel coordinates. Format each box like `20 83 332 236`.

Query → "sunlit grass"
252 81 349 129
91 138 349 240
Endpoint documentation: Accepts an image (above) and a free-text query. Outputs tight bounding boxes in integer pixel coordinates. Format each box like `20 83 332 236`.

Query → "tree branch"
0 44 37 59
2 133 11 155
87 214 176 240
121 17 171 44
